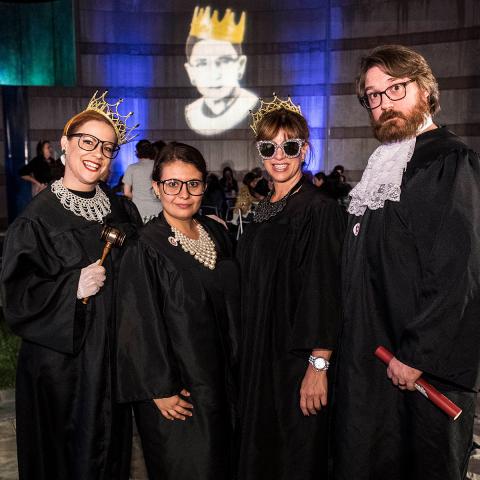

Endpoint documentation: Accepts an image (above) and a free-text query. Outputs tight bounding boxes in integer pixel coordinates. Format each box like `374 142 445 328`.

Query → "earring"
60 149 66 165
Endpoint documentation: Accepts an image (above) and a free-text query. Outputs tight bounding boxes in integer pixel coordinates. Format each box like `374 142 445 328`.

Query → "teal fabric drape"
0 0 76 86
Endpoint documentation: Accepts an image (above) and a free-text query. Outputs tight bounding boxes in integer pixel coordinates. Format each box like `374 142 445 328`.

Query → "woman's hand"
300 365 328 416
153 389 194 421
76 260 106 299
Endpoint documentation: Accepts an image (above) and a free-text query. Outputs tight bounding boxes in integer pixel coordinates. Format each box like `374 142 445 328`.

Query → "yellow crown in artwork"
189 6 246 44
84 91 139 145
250 93 303 136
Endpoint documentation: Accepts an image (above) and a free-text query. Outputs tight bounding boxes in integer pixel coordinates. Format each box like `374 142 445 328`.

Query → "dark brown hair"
36 140 51 158
152 142 208 182
135 139 156 160
356 45 440 115
63 111 117 140
255 108 310 143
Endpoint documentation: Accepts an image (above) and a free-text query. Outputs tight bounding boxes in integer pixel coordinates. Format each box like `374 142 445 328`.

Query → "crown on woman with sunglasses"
84 91 140 145
250 93 303 136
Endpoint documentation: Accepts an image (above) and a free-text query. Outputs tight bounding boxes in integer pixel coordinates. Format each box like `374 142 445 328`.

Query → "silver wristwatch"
308 355 330 371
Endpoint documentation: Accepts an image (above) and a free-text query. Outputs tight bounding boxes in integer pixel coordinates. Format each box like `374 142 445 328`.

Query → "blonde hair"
63 110 117 140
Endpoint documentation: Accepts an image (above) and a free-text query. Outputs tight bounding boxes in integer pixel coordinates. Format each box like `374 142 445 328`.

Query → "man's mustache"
378 110 407 123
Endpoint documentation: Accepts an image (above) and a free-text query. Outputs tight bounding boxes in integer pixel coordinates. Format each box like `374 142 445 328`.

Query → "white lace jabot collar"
347 138 416 216
348 116 433 217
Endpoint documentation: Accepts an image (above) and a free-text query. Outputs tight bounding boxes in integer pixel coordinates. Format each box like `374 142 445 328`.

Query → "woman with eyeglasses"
0 93 142 479
116 142 240 480
236 101 346 480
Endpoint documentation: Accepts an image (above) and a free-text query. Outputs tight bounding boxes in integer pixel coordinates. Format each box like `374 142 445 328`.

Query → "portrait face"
185 39 246 100
365 66 430 143
261 128 307 186
152 160 204 223
61 119 116 191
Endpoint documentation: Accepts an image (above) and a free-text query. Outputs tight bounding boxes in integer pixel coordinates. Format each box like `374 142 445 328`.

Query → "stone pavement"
0 389 479 480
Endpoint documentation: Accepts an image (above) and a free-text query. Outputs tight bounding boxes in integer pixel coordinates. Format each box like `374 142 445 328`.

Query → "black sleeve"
116 241 182 402
19 157 39 177
0 218 91 354
397 149 480 390
290 199 346 355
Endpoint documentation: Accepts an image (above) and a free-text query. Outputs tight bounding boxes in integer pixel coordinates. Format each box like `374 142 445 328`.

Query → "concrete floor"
0 389 479 480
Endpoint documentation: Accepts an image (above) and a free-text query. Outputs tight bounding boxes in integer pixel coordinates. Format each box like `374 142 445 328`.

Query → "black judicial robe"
333 127 480 480
116 214 240 480
0 186 141 480
236 180 346 480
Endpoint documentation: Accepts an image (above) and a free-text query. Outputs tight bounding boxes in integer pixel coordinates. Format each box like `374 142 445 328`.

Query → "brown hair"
356 45 440 116
63 111 117 140
152 142 208 182
255 108 310 142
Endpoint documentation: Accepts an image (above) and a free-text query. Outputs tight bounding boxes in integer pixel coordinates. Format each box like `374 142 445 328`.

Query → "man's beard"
371 98 430 143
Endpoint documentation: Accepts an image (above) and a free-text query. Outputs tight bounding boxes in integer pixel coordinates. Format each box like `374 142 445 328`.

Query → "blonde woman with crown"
236 97 346 479
0 93 142 480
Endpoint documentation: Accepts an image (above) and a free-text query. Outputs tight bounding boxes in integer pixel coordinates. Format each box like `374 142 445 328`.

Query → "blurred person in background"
20 140 64 196
123 139 163 223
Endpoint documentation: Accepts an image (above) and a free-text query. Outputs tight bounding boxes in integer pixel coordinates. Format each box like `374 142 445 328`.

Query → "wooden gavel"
82 225 126 304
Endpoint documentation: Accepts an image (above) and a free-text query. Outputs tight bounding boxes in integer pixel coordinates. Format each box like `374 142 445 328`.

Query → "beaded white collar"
51 178 111 223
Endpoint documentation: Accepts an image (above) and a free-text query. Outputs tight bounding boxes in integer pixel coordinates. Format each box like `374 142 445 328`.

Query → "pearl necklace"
51 178 111 223
170 222 217 270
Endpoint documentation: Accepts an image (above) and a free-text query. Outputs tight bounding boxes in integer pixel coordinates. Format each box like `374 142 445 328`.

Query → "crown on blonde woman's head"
249 93 303 136
189 6 246 44
84 91 139 145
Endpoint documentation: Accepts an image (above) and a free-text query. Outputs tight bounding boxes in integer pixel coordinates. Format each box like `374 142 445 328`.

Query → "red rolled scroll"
375 346 462 420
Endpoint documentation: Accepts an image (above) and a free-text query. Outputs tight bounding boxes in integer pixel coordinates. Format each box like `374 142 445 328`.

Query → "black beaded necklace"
253 176 304 223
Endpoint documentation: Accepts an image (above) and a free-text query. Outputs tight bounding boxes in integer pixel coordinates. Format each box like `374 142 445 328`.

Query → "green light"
0 0 76 86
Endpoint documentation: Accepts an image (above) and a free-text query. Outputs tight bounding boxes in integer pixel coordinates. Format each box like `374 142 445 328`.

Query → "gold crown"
189 6 246 44
250 93 303 135
84 91 139 145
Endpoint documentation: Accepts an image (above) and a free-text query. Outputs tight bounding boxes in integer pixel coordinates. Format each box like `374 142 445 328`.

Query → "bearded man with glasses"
333 45 480 480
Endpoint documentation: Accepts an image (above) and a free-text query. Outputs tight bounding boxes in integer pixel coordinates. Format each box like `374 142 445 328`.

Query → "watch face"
314 358 326 370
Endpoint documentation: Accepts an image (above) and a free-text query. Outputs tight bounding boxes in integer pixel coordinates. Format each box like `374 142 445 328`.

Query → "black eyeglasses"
256 138 305 159
67 133 120 159
359 79 416 110
157 179 206 196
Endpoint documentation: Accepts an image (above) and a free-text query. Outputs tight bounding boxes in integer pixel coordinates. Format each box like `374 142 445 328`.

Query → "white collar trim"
348 116 433 217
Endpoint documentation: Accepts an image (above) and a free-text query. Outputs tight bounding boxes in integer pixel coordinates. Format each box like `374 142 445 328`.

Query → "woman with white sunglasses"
236 97 346 480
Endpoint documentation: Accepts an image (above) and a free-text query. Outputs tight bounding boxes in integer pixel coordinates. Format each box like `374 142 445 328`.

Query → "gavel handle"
99 242 113 265
82 242 113 304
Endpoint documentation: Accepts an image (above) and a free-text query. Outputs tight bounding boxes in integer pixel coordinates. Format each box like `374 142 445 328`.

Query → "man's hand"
387 357 422 391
